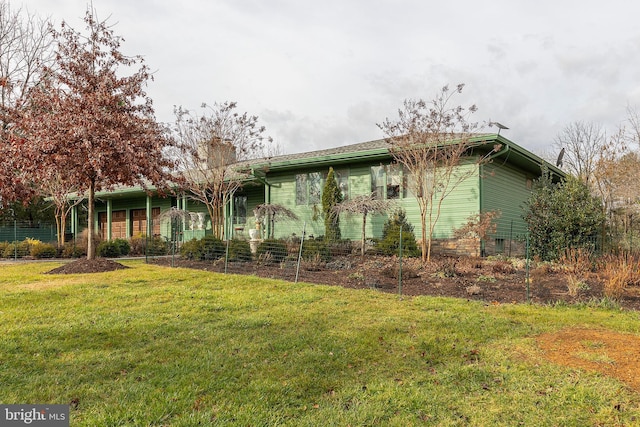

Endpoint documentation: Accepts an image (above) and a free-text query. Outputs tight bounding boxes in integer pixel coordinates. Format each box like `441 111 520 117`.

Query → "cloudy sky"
22 0 640 157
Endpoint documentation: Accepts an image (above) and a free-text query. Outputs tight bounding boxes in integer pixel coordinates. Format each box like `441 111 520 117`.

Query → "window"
371 164 407 199
233 195 247 224
371 165 385 199
295 174 308 205
386 164 403 199
335 169 349 200
308 172 322 204
296 171 327 205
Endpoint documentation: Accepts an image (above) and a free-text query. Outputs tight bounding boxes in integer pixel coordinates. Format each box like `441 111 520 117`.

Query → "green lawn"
1 260 639 426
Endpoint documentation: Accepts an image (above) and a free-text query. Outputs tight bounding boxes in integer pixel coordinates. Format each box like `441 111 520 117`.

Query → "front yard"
1 260 639 425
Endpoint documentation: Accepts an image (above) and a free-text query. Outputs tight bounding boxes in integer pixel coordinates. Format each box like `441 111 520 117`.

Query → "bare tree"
40 170 84 247
253 203 298 239
0 1 53 205
0 1 53 114
552 121 606 184
378 83 497 262
13 9 176 259
332 194 394 256
174 102 272 239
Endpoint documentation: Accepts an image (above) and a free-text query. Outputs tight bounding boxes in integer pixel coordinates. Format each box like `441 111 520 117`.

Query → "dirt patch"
148 255 640 311
46 258 129 274
537 328 640 392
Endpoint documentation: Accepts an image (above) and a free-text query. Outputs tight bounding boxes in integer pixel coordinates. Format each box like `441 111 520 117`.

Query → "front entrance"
98 210 127 240
131 208 161 237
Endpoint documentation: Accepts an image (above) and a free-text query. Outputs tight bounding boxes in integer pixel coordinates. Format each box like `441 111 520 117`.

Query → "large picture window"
308 172 322 204
335 169 349 200
295 174 308 205
371 164 407 199
296 169 349 205
295 171 327 205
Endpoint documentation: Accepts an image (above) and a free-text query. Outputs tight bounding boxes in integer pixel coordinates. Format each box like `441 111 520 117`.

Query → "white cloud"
20 0 640 156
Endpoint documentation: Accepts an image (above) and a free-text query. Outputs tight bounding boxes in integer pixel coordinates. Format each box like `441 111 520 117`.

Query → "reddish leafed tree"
14 9 176 258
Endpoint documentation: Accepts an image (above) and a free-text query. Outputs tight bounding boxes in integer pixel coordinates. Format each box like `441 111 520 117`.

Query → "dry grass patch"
537 328 640 391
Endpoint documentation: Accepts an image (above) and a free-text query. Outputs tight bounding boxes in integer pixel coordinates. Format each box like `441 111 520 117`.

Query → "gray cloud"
22 0 640 157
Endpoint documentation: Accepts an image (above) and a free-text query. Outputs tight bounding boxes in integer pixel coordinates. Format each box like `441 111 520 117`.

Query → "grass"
1 261 640 426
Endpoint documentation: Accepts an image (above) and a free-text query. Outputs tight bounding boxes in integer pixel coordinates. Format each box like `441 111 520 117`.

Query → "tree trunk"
59 209 67 247
54 205 63 247
87 180 95 260
361 213 367 257
420 210 428 263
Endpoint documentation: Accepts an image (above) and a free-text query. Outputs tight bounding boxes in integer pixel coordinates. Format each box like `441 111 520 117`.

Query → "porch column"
106 199 112 241
146 195 152 237
229 193 235 239
71 204 78 240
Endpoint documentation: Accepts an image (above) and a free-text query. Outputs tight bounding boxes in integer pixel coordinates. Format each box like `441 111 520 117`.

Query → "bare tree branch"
174 102 273 239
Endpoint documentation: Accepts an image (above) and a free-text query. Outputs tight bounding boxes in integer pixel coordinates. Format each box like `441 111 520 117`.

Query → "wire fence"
144 221 539 294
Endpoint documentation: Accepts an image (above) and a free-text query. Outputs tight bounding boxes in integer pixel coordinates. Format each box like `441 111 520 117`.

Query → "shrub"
30 242 57 259
378 209 419 257
77 229 102 254
524 172 605 261
96 241 121 257
226 239 252 262
328 239 354 257
492 260 515 274
302 238 331 262
2 241 30 258
181 238 197 258
199 236 224 260
180 238 201 260
601 254 640 300
0 242 9 257
147 236 169 256
113 239 131 256
179 236 223 260
129 234 168 256
61 242 85 258
256 239 288 263
129 234 147 255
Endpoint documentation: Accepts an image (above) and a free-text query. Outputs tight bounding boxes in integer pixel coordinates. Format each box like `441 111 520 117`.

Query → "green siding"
268 171 322 238
481 162 533 238
399 163 480 239
262 162 481 242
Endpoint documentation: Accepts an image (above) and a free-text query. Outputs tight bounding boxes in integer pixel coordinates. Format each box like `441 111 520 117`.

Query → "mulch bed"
45 258 129 274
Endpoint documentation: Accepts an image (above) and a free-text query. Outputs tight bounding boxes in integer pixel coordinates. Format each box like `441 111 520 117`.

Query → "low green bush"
199 235 224 260
378 209 419 257
96 241 121 258
179 236 224 261
113 238 131 256
256 239 288 263
0 241 9 257
146 236 168 256
2 241 30 258
302 238 331 262
180 238 201 260
30 242 57 259
227 239 252 262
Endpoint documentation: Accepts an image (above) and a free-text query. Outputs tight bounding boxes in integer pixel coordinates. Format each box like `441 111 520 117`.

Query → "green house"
74 133 563 256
